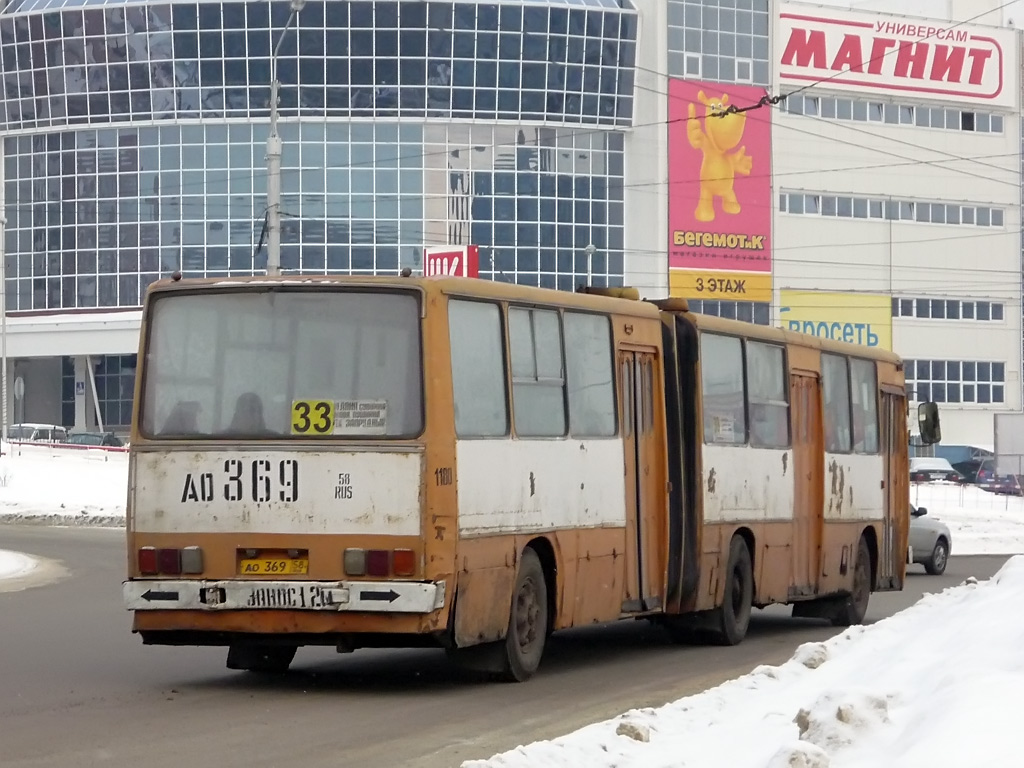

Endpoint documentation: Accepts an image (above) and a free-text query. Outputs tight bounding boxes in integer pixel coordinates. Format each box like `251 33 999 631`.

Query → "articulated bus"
123 275 940 681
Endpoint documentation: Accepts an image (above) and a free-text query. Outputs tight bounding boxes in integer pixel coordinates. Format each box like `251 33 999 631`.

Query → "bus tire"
830 536 872 627
226 643 297 674
708 536 753 646
497 548 549 682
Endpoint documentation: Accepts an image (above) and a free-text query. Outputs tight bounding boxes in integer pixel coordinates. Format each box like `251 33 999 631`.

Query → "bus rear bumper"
123 578 445 615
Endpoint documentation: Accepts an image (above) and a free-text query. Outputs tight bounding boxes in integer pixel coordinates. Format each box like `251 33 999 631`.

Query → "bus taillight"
392 549 416 577
366 550 390 577
343 548 415 577
157 548 182 575
137 546 204 576
138 547 158 575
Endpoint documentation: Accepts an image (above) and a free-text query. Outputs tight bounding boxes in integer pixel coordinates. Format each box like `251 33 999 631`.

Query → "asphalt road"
0 524 1010 768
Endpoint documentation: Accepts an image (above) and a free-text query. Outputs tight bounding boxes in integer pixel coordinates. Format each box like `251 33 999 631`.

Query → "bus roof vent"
650 297 690 313
576 286 641 300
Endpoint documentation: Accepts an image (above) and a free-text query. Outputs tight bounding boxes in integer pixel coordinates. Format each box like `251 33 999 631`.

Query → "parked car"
908 504 952 575
65 431 124 447
978 473 1024 496
952 458 996 484
909 456 963 484
7 423 69 443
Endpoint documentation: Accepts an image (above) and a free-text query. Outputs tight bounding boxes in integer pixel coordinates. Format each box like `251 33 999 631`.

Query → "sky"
2 446 1023 767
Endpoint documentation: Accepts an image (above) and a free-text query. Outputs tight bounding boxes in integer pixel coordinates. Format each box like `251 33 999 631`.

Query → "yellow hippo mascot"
687 90 753 222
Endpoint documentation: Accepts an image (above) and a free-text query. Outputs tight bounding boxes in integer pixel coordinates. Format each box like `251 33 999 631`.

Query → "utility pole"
265 0 306 276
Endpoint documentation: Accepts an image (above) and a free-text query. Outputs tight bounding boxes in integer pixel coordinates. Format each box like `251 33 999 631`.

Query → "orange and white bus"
122 275 940 681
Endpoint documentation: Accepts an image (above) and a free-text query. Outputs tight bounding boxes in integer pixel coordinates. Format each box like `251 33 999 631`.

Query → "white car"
908 504 952 575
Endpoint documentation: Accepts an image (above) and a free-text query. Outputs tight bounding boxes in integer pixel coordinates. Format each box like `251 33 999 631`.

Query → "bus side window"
509 307 567 437
850 359 880 454
564 312 616 437
746 341 789 449
821 353 852 453
448 299 508 437
699 333 746 445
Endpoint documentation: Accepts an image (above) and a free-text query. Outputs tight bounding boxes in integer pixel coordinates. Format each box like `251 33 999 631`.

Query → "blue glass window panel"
174 32 198 58
400 29 425 57
172 4 197 30
350 2 373 28
517 224 539 248
222 4 245 29
472 88 494 113
499 33 521 59
452 88 473 112
248 30 270 57
472 221 492 246
500 4 523 30
522 63 546 90
452 60 474 87
351 30 373 56
399 1 427 28
476 60 497 87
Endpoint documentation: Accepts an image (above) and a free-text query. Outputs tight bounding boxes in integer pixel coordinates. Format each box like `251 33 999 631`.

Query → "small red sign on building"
423 245 480 278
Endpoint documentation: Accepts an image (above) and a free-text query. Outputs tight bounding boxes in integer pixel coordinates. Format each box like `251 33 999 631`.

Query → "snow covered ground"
1 447 1023 767
465 555 1024 768
0 441 128 526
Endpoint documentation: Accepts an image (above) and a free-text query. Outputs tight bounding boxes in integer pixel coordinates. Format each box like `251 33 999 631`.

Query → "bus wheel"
498 548 549 682
226 643 297 674
830 536 872 627
708 536 753 646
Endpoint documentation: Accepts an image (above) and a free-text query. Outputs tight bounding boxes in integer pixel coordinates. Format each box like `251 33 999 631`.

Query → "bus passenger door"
619 349 660 613
879 389 908 590
790 372 824 597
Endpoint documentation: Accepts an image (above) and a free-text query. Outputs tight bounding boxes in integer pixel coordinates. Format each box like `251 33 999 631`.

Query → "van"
8 423 69 443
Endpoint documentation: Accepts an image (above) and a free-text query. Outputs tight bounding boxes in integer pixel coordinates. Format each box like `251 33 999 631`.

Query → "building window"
905 359 1006 405
781 191 1004 229
784 93 1005 135
892 297 1006 321
0 1 638 130
2 122 626 309
689 299 770 326
667 0 771 86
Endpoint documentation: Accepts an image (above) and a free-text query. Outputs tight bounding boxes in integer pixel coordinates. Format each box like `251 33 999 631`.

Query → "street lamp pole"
265 0 306 277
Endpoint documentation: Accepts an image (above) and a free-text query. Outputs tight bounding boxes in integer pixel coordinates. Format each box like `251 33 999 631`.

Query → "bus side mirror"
917 402 941 445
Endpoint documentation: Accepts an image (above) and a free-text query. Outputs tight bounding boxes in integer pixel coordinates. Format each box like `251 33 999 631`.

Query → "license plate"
239 558 309 576
243 584 342 610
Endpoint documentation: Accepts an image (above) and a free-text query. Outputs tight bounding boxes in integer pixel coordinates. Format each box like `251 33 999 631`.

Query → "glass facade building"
0 0 638 313
0 0 638 428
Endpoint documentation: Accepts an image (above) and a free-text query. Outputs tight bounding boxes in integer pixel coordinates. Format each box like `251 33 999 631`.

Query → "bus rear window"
141 289 423 439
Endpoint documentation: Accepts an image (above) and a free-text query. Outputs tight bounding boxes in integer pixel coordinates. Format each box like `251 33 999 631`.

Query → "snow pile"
0 442 128 525
465 557 1024 768
0 548 38 579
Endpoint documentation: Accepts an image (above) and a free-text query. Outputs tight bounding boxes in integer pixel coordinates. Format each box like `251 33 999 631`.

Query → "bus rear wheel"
497 548 549 683
829 535 872 627
708 536 754 646
226 643 297 674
